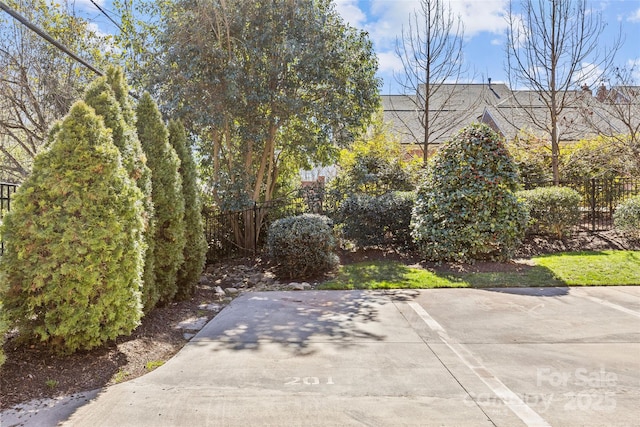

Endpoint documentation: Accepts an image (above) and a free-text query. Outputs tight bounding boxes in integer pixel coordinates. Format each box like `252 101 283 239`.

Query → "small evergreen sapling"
0 101 145 355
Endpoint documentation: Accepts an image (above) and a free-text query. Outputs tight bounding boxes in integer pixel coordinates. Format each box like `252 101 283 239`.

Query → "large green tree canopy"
148 0 380 208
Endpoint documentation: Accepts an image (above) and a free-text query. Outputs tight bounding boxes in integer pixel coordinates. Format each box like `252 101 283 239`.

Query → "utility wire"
0 1 103 76
88 0 123 32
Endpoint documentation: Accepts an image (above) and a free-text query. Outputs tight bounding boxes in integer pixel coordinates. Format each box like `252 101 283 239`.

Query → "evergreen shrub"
0 101 145 355
136 93 186 306
84 74 157 311
411 123 528 263
614 194 640 238
267 214 338 278
337 191 415 249
517 187 582 239
168 120 207 299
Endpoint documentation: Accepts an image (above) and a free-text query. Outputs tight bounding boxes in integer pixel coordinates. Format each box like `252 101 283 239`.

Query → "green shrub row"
517 186 582 239
614 194 640 238
336 191 415 249
0 69 207 357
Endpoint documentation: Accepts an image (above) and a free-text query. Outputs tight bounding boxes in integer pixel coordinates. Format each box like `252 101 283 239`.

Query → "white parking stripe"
573 294 640 318
407 301 551 427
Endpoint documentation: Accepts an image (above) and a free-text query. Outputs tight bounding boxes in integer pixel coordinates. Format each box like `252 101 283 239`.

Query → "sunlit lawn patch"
318 251 640 289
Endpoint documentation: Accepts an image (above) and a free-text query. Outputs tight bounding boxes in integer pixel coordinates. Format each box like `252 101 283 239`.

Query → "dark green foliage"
168 120 207 299
337 191 416 249
0 285 6 366
411 123 528 263
136 93 186 305
84 71 157 312
267 214 339 279
517 187 582 239
614 195 640 238
0 101 145 355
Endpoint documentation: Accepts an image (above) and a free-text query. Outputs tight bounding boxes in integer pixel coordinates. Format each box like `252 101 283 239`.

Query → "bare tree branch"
505 0 623 184
393 0 477 163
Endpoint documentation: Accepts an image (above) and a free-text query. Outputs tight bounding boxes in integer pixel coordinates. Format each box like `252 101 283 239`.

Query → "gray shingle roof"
382 83 637 147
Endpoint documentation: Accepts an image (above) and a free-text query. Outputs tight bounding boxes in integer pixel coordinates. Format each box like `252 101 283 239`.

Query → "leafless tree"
506 0 622 184
394 0 474 163
0 0 108 183
580 66 640 170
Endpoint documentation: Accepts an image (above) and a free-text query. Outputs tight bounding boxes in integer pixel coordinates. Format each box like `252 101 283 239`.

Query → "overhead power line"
0 1 103 76
88 0 123 32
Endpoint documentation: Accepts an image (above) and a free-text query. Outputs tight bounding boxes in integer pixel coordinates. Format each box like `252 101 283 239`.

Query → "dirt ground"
1 230 638 410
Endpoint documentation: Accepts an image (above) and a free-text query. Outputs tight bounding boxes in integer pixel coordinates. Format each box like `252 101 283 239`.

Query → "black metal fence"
1 182 18 256
525 178 640 232
3 178 638 260
203 185 325 262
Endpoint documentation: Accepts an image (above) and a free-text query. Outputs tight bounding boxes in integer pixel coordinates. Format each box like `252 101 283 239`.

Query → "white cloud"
627 58 640 83
334 0 367 28
337 0 510 53
628 7 640 22
376 50 404 74
75 0 105 9
574 62 605 88
449 0 509 37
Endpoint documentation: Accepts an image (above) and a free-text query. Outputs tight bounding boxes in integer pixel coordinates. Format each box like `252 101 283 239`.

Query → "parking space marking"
407 301 551 427
572 294 640 318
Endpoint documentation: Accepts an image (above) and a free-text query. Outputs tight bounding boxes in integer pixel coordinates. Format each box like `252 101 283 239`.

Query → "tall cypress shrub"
0 101 145 355
84 73 158 312
136 93 186 305
168 120 207 299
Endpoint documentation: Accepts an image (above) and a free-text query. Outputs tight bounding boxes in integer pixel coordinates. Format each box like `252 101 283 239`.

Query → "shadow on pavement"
189 290 418 354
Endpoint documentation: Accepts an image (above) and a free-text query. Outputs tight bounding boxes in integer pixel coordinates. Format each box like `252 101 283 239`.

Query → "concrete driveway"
4 287 640 426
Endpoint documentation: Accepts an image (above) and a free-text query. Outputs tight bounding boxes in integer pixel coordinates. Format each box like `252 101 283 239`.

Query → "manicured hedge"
267 214 338 278
517 186 582 239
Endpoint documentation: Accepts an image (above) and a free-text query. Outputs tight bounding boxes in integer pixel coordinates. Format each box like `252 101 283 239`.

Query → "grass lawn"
534 250 640 285
318 250 640 290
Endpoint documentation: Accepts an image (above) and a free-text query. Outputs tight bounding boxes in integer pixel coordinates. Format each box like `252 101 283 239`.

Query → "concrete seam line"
407 301 551 427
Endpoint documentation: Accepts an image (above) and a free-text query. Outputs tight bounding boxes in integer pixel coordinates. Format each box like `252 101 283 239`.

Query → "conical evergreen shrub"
168 120 207 299
411 123 528 263
136 93 186 305
0 101 145 355
84 73 158 312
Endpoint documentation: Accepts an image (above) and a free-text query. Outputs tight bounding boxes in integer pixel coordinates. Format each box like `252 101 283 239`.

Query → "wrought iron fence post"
253 201 258 256
590 178 597 232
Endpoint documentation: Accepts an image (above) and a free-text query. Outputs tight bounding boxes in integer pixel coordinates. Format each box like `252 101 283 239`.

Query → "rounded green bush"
267 214 338 278
517 186 582 239
337 191 415 249
614 194 640 237
0 101 145 355
411 123 528 263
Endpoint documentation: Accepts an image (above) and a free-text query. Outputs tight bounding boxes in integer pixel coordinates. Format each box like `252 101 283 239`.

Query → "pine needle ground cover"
319 251 640 289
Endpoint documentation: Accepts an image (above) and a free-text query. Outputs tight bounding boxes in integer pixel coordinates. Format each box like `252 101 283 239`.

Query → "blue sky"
335 0 640 94
77 0 640 94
